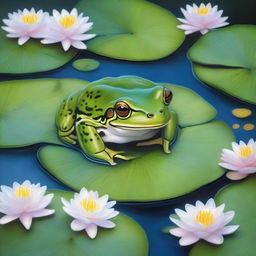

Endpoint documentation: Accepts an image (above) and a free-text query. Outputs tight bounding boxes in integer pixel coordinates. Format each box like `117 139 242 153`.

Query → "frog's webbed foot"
136 138 171 154
94 148 135 165
105 148 136 165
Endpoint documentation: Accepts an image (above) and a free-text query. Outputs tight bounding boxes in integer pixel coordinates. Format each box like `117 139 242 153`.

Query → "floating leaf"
72 58 100 71
38 121 234 202
190 177 256 256
188 25 256 105
0 76 216 148
0 190 148 256
76 0 185 61
0 79 88 147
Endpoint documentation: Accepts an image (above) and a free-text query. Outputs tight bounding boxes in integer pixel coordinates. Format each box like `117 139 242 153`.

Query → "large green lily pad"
38 121 235 202
76 0 185 61
188 25 256 105
0 30 77 74
0 190 148 256
0 76 216 148
190 177 256 256
0 79 88 147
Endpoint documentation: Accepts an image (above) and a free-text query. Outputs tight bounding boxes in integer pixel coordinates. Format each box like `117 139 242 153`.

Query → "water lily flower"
177 3 229 35
61 188 119 239
0 180 55 230
219 139 256 180
41 8 96 51
2 8 49 45
169 198 239 246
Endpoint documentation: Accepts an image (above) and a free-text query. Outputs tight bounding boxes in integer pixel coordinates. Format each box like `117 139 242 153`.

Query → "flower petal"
94 220 115 228
19 214 32 230
179 234 200 246
61 39 71 51
85 224 98 239
0 215 18 224
71 219 87 231
170 227 190 237
226 171 248 180
204 234 224 244
221 225 239 235
31 209 55 218
18 36 30 45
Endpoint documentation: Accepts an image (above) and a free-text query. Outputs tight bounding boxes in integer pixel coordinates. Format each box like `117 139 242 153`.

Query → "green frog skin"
56 76 177 165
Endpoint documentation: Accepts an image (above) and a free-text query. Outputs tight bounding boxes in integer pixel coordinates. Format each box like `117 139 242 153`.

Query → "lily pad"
190 177 256 256
72 58 100 71
0 190 148 256
0 79 88 148
188 25 256 105
0 76 216 148
38 121 235 202
76 0 185 61
0 30 77 74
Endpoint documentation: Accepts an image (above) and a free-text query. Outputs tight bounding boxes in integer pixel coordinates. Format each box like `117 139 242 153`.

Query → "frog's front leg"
137 111 177 153
76 121 134 165
162 110 177 153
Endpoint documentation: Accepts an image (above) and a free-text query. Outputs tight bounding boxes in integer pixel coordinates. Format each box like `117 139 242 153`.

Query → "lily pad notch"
188 25 256 105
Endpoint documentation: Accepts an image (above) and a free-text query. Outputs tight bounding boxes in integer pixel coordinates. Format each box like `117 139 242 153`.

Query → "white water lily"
0 180 55 230
177 3 229 35
61 188 119 239
169 198 239 246
41 8 96 51
2 8 49 45
219 139 256 180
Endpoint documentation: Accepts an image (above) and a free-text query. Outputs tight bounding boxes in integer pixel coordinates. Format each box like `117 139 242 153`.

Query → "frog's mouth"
110 123 168 130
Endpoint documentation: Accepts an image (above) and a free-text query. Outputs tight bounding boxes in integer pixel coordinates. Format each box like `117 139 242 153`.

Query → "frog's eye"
163 88 173 105
115 102 131 118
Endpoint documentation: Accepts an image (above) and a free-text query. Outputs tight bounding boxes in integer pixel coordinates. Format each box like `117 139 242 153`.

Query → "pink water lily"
170 198 239 246
2 8 49 45
177 3 229 35
0 180 55 230
41 8 96 51
61 187 119 239
219 139 256 180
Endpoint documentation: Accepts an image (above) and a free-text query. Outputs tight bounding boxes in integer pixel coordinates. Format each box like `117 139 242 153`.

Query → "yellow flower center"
15 186 32 198
240 146 254 158
196 7 209 15
59 15 77 29
80 198 99 212
195 210 214 227
21 14 39 24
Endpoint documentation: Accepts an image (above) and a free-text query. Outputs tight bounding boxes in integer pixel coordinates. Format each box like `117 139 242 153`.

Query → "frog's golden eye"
163 88 173 105
115 102 131 118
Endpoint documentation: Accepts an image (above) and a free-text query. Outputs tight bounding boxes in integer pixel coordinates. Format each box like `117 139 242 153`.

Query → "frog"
56 76 177 165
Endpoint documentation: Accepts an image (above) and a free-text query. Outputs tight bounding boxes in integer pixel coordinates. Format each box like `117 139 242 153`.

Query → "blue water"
0 1 256 254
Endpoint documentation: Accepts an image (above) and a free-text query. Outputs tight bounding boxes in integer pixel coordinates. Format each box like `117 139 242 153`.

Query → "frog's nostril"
147 113 154 118
160 109 164 113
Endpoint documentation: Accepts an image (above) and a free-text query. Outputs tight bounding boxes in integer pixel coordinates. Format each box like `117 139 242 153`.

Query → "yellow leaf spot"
243 123 255 131
195 210 214 227
232 124 240 129
232 108 252 118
